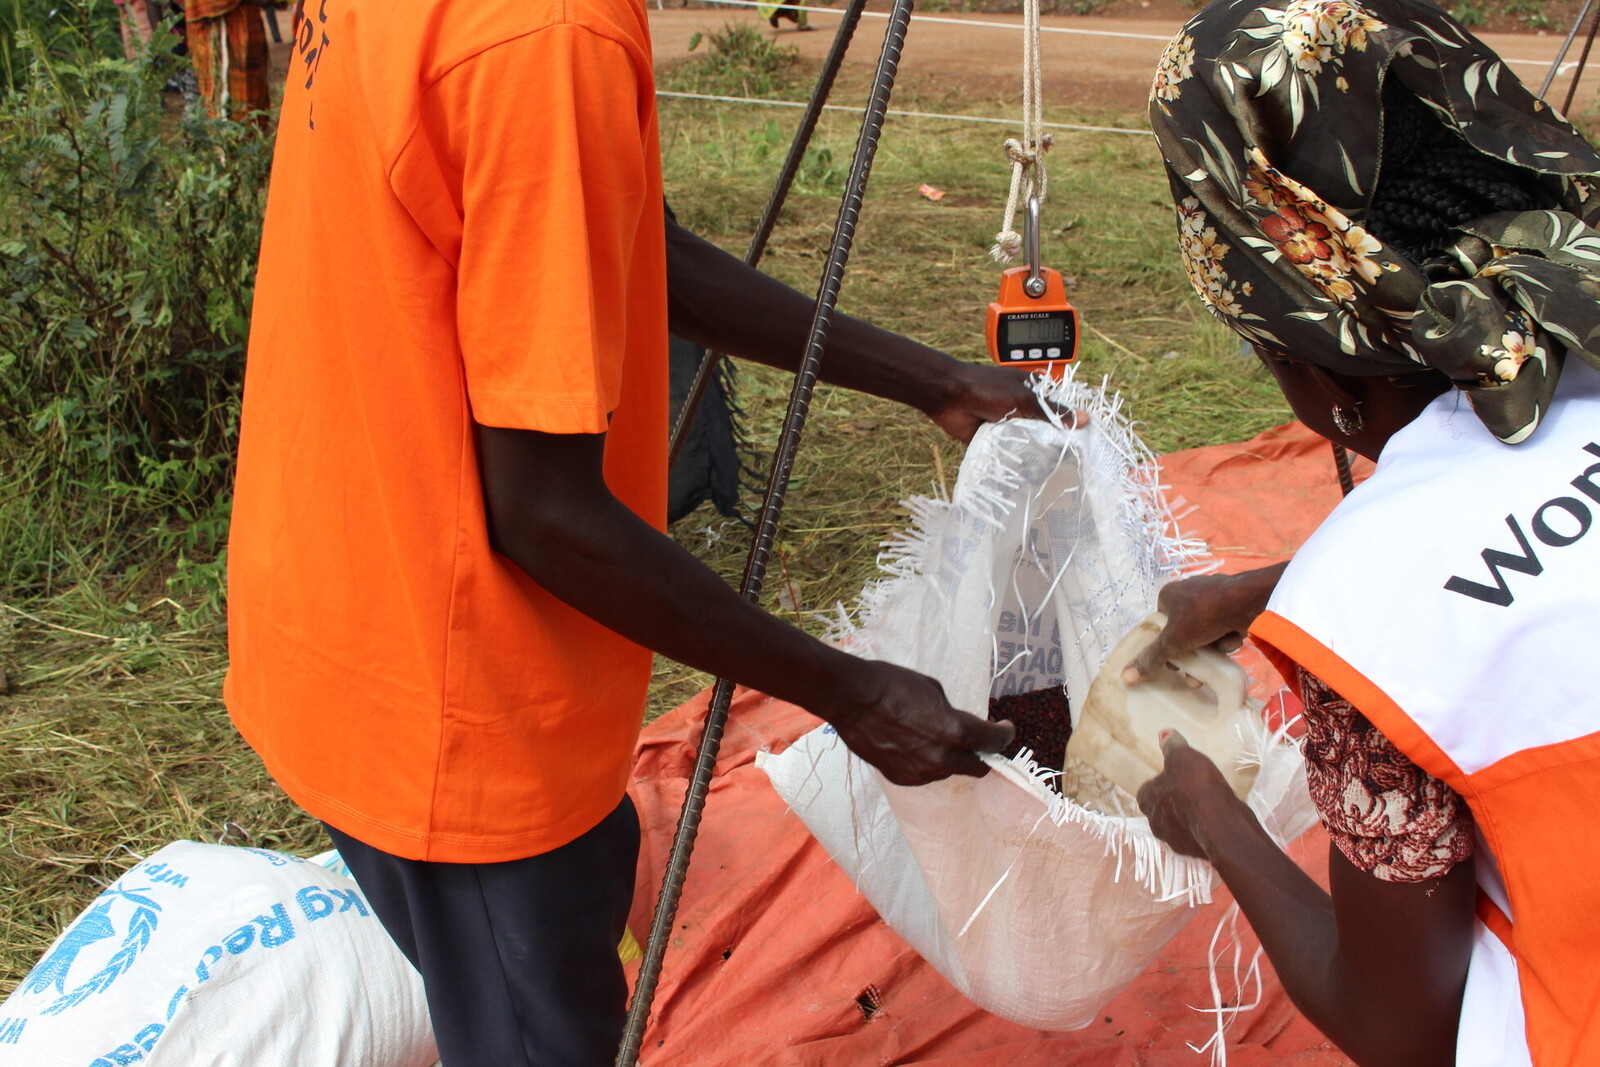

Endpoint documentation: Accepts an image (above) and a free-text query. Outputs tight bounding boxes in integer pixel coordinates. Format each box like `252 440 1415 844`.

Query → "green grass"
0 57 1291 991
0 595 317 982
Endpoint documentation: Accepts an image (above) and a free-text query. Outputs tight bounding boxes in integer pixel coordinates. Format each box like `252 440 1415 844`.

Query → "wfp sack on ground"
0 841 436 1067
759 372 1318 1030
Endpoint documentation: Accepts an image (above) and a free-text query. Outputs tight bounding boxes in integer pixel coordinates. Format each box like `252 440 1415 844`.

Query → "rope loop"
991 0 1051 264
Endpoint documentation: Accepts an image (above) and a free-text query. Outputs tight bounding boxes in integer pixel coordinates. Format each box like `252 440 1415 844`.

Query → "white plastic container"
1066 611 1261 804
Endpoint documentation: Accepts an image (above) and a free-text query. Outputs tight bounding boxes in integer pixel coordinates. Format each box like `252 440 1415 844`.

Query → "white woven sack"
761 371 1317 1030
0 841 437 1067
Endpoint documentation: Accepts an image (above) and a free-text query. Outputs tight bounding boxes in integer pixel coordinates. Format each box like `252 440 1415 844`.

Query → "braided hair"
1364 78 1548 267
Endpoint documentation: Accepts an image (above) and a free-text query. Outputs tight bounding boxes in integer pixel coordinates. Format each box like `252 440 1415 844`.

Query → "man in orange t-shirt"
228 0 1041 1062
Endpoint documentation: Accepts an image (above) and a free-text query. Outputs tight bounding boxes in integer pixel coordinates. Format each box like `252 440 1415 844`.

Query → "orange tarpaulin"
624 422 1365 1066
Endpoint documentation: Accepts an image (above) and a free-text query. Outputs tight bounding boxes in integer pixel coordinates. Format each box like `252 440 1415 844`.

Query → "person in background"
113 0 200 106
226 0 1042 1063
184 0 271 120
1131 1 1600 1065
759 3 811 30
112 0 161 58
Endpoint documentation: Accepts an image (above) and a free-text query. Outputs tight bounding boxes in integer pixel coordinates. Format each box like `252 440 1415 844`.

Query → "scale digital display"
986 265 1079 371
996 310 1077 363
1004 316 1066 345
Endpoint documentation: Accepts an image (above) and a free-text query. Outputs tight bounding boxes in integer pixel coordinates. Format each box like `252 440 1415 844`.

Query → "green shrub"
662 23 804 100
1 0 121 91
1504 0 1553 29
0 24 270 604
1051 0 1118 14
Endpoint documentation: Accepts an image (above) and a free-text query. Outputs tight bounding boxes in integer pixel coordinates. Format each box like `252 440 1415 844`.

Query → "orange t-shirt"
225 0 668 862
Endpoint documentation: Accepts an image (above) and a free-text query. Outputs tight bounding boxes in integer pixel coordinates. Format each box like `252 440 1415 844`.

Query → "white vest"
1254 358 1600 1067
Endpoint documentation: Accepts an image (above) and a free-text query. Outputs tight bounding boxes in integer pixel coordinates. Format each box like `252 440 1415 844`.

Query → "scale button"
1028 348 1043 360
1046 347 1062 359
1009 348 1025 361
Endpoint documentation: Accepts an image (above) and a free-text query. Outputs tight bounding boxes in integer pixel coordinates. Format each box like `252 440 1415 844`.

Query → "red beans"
990 686 1072 774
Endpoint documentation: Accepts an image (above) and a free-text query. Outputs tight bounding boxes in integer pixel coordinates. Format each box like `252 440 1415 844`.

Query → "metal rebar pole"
615 2 917 1062
1562 2 1600 115
1540 0 1599 101
666 0 870 472
1332 441 1355 497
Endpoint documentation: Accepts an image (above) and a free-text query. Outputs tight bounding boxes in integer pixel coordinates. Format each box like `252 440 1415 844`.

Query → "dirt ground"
647 2 1600 118
262 4 1600 118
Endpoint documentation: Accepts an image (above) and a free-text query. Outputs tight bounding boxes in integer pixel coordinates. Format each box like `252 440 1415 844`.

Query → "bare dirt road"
648 3 1600 120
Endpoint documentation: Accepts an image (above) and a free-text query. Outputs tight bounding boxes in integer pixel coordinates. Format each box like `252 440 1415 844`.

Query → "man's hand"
925 363 1054 444
1123 563 1289 684
1135 731 1242 856
827 659 1015 785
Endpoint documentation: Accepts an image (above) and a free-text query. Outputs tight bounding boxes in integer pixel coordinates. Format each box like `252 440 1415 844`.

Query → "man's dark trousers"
325 795 640 1066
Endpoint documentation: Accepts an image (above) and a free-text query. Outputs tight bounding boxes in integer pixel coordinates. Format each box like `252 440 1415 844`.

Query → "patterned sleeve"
1296 667 1475 883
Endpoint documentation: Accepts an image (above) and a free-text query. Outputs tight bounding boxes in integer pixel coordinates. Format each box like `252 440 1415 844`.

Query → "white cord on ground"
991 0 1051 264
1185 903 1266 1067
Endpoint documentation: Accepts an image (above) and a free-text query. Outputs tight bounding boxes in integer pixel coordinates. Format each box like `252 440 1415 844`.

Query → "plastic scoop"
1066 611 1260 805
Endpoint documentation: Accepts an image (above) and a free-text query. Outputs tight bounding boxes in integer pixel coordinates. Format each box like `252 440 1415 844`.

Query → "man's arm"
664 217 1046 443
477 425 1014 785
1137 735 1475 1067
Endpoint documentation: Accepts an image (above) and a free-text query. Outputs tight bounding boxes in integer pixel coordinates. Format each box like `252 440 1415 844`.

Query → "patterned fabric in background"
186 1 270 122
1151 0 1600 444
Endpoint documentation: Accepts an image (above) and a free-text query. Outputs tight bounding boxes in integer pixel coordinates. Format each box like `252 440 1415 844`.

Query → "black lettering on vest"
1444 442 1600 606
1572 443 1600 505
1444 515 1543 606
1533 497 1592 546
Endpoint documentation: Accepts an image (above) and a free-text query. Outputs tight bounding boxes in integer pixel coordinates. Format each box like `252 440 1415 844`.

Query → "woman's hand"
1136 731 1246 858
1137 730 1473 1067
1123 563 1289 684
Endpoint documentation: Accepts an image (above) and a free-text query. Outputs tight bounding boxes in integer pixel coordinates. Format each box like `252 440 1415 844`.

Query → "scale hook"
1024 195 1046 298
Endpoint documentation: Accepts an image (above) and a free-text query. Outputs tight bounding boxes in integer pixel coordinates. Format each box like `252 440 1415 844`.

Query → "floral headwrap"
1151 0 1600 444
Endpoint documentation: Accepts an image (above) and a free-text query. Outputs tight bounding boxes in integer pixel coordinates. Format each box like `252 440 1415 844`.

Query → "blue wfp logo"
17 886 162 1018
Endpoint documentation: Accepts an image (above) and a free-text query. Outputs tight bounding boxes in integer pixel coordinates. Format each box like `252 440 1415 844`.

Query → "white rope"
990 0 1051 264
654 89 1153 138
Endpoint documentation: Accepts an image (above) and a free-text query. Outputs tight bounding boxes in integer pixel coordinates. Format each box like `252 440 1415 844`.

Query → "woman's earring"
1331 404 1364 436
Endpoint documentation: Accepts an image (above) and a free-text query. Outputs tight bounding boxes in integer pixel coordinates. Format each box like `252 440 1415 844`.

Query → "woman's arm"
1124 564 1289 682
1138 735 1476 1067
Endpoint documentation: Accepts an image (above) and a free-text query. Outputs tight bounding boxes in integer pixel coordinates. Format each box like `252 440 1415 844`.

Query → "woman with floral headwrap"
1130 1 1600 1065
